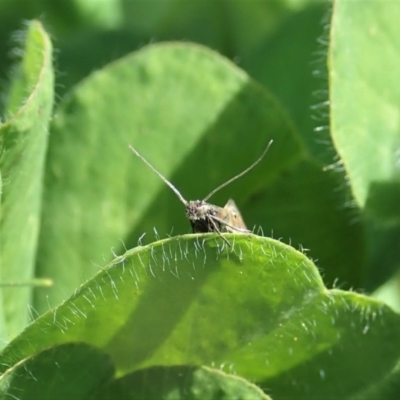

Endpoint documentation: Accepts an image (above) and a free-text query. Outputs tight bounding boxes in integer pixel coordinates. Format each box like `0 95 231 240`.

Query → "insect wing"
222 199 248 232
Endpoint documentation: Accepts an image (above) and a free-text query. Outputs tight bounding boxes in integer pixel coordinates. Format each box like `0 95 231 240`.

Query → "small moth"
128 140 273 246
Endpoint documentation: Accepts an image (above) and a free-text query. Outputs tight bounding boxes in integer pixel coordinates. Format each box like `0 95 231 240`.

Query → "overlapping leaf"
0 21 53 339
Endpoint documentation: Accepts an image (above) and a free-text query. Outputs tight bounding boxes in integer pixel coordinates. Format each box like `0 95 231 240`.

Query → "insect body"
128 140 272 246
186 199 247 234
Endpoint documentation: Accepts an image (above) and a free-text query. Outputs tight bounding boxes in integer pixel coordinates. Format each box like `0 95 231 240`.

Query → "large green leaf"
3 235 400 399
0 20 54 340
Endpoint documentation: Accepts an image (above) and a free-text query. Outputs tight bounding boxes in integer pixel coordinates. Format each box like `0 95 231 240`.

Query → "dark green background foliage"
0 1 400 399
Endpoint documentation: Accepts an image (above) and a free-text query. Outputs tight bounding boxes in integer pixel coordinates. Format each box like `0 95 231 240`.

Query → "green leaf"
0 343 114 400
330 1 400 290
0 20 54 340
2 235 400 399
330 1 400 210
36 42 301 311
96 365 270 400
0 343 268 400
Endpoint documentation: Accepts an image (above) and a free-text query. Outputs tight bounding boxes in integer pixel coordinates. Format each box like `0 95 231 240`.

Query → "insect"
128 140 273 246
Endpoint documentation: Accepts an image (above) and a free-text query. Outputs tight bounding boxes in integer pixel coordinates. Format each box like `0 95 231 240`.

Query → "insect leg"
208 217 232 247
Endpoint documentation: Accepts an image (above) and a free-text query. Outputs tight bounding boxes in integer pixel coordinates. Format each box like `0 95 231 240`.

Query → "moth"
128 140 273 246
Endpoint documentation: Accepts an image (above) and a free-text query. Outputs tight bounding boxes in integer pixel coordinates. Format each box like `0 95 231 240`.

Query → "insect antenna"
203 140 273 202
128 144 188 206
